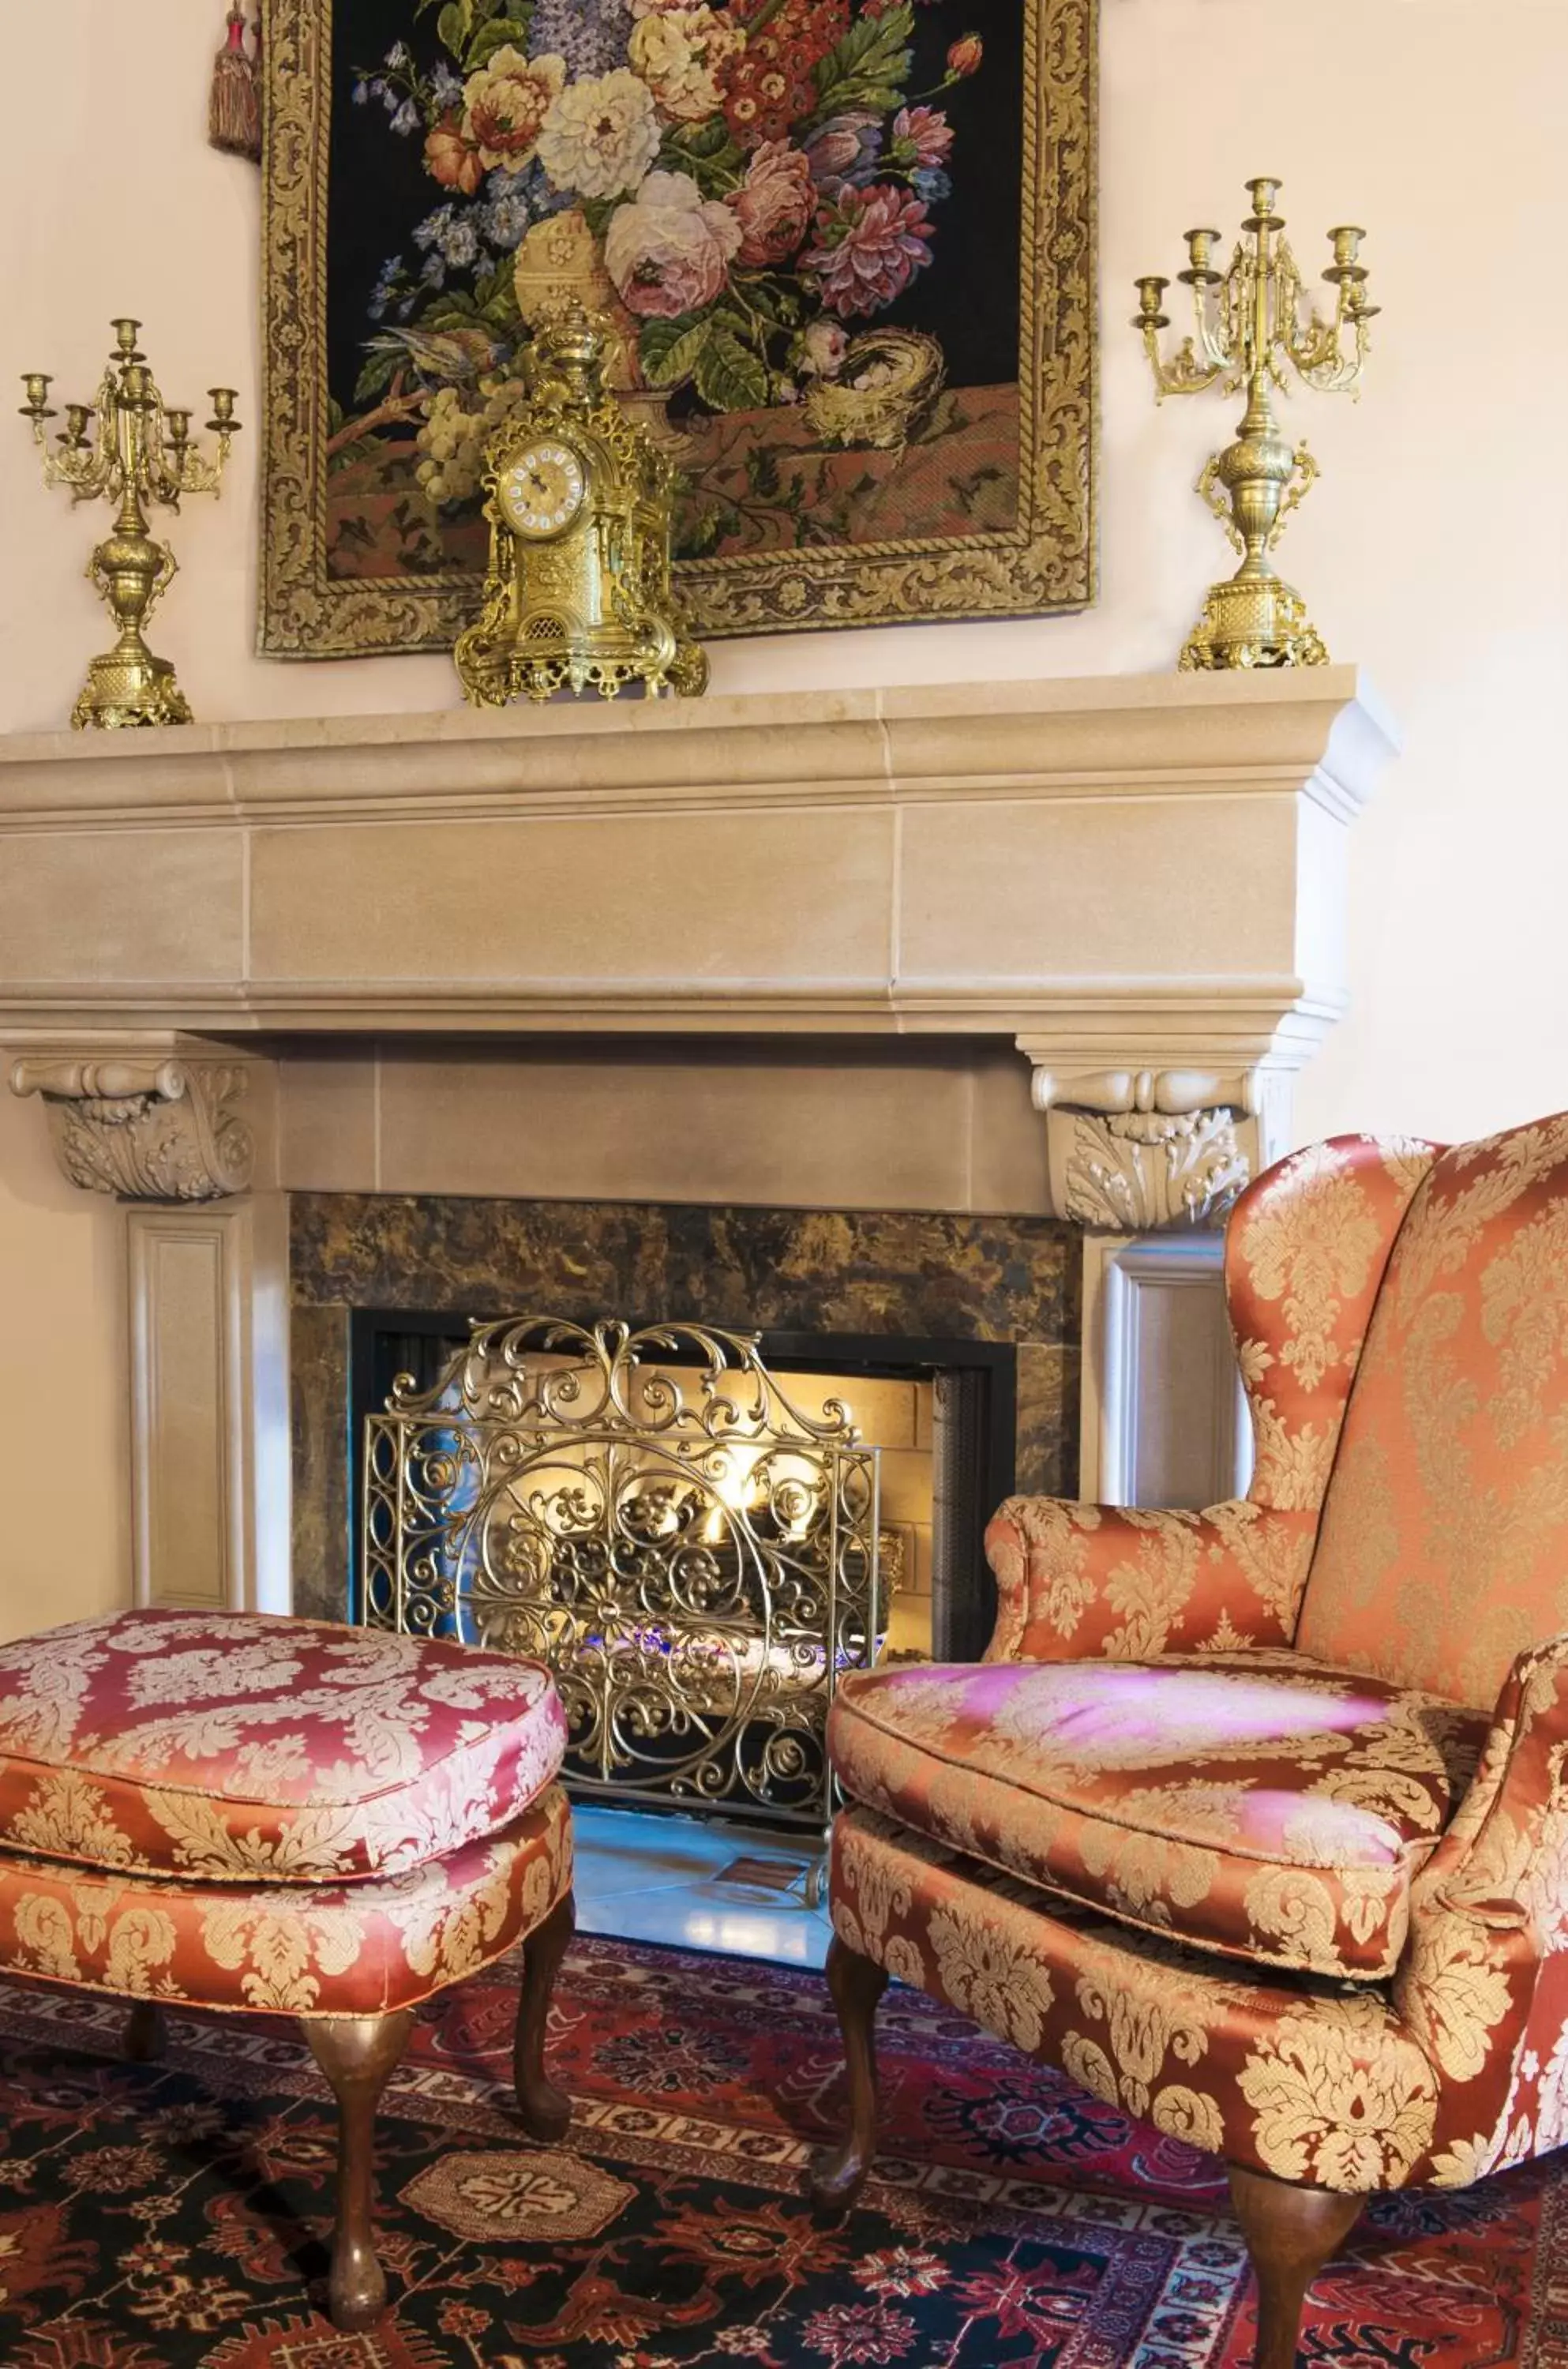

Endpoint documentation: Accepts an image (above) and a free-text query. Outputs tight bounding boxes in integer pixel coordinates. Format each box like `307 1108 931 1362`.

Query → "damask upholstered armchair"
812 1115 1568 2367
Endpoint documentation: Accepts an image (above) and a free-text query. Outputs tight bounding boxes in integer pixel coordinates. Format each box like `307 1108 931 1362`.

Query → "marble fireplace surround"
0 667 1394 1620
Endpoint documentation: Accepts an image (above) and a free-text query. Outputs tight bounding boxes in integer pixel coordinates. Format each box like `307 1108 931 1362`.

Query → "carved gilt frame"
259 0 1097 656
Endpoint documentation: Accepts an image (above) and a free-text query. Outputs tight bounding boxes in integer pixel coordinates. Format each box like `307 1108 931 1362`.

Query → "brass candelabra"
20 320 240 729
1135 177 1376 670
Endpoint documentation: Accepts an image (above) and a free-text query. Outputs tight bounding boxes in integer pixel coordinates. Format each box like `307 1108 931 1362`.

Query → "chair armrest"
982 1496 1316 1663
1394 1632 1568 2183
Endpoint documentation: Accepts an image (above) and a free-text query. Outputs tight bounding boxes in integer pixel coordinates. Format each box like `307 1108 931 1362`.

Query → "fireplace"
352 1314 1015 1662
290 1188 1073 1649
0 671 1393 1676
350 1313 1015 1828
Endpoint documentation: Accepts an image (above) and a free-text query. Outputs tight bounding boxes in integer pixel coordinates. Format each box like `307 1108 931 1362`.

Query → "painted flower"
462 47 566 174
477 167 537 252
947 32 983 77
730 138 814 266
537 67 662 199
426 112 486 196
603 168 743 317
415 204 482 273
890 104 952 174
530 0 636 79
629 6 745 124
802 182 934 318
796 317 849 377
722 0 848 148
802 111 882 190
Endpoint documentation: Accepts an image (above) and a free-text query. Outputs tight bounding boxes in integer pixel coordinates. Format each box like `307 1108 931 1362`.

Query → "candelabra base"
71 647 193 733
1179 573 1330 672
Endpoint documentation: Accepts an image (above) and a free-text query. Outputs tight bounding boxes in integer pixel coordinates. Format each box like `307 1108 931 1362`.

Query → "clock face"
499 442 587 539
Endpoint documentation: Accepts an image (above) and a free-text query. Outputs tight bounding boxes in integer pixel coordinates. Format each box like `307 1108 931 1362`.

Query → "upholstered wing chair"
811 1116 1568 2367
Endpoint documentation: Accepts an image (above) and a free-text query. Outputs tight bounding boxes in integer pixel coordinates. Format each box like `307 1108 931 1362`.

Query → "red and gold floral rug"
0 1934 1562 2367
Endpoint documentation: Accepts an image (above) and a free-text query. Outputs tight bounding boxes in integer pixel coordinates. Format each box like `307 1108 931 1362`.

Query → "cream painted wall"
2 0 1566 1631
0 1091 129 1643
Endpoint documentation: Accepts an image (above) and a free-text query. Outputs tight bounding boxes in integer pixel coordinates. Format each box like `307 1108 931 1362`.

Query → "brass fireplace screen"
362 1318 881 1826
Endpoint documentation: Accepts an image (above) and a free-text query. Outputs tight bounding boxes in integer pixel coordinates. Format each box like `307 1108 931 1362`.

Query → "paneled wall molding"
8 1049 270 1201
128 1196 292 1615
1079 1231 1252 1509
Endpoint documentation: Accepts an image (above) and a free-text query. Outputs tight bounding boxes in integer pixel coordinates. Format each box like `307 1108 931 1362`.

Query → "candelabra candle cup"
1134 276 1171 329
18 317 241 729
1134 173 1377 670
1180 228 1223 287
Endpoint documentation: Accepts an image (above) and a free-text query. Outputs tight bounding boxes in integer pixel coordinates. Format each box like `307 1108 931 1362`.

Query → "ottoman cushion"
0 1781 572 2014
0 1610 566 1886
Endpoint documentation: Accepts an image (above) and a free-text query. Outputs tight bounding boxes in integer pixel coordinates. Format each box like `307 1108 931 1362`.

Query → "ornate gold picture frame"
260 0 1096 657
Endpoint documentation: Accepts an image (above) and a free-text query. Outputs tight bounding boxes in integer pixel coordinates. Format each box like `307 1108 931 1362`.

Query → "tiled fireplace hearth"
0 670 1394 1639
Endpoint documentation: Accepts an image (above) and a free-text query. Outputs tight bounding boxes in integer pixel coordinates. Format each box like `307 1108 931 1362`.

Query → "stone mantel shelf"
0 669 1394 1076
0 668 1392 828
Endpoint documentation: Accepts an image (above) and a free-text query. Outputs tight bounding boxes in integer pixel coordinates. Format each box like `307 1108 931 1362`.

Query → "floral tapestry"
260 0 1095 655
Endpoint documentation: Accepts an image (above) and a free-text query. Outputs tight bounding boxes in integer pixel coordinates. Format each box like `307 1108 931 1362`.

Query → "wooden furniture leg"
1228 2162 1365 2369
123 1999 167 2062
514 1888 576 2143
808 1935 889 2215
305 2009 416 2332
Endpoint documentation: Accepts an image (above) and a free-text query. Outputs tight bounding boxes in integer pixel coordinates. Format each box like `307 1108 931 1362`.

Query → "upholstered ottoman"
0 1608 576 2330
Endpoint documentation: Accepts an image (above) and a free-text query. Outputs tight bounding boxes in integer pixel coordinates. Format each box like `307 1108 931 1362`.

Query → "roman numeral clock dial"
499 443 587 539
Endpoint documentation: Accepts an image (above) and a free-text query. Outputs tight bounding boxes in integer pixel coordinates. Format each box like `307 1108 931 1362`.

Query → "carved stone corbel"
1028 1067 1258 1231
8 1057 253 1200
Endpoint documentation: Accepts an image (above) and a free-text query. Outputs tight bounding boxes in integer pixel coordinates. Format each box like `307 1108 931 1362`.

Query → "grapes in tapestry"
324 0 1025 577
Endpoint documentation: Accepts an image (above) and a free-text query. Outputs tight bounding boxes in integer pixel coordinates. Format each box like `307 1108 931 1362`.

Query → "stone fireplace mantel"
0 667 1394 1623
1 666 1393 1213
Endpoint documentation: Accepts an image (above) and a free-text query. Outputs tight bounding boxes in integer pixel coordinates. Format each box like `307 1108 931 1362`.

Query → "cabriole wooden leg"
1228 2161 1365 2369
514 1888 576 2144
123 1999 167 2063
808 1935 889 2216
306 2009 415 2332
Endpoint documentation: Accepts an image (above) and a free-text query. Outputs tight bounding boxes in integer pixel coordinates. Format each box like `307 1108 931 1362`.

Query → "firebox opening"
350 1313 1015 1677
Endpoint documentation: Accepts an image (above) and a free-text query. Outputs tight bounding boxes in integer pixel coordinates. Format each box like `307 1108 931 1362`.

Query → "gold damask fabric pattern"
0 1783 572 2017
985 1136 1438 1664
1298 1114 1568 1706
0 1609 566 1885
826 1117 1568 2207
830 1806 1447 2193
829 1654 1485 1980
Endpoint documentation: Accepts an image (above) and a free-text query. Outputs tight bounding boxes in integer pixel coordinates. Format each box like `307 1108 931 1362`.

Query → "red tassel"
209 4 261 164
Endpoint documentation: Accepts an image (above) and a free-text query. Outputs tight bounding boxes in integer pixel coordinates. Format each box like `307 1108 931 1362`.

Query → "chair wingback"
982 1133 1437 1665
1296 1113 1568 1707
1225 1132 1440 1519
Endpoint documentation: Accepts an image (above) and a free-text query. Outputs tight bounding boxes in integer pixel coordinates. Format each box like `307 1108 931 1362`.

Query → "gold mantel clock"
454 311 707 707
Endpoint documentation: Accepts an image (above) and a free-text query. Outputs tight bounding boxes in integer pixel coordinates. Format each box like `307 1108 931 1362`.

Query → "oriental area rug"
0 1934 1563 2368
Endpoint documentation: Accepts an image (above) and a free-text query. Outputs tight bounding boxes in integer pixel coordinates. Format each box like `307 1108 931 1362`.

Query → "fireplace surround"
299 1192 1052 1655
0 669 1395 1636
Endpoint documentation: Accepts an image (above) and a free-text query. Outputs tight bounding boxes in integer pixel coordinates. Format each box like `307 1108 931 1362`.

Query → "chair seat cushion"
827 1651 1489 1980
0 1781 572 2015
0 1610 566 1886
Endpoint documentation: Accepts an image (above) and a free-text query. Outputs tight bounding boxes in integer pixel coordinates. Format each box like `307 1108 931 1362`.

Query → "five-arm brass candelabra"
20 320 240 730
1135 177 1376 670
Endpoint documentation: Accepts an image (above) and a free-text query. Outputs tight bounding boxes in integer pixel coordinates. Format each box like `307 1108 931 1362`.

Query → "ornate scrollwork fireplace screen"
362 1319 880 1826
